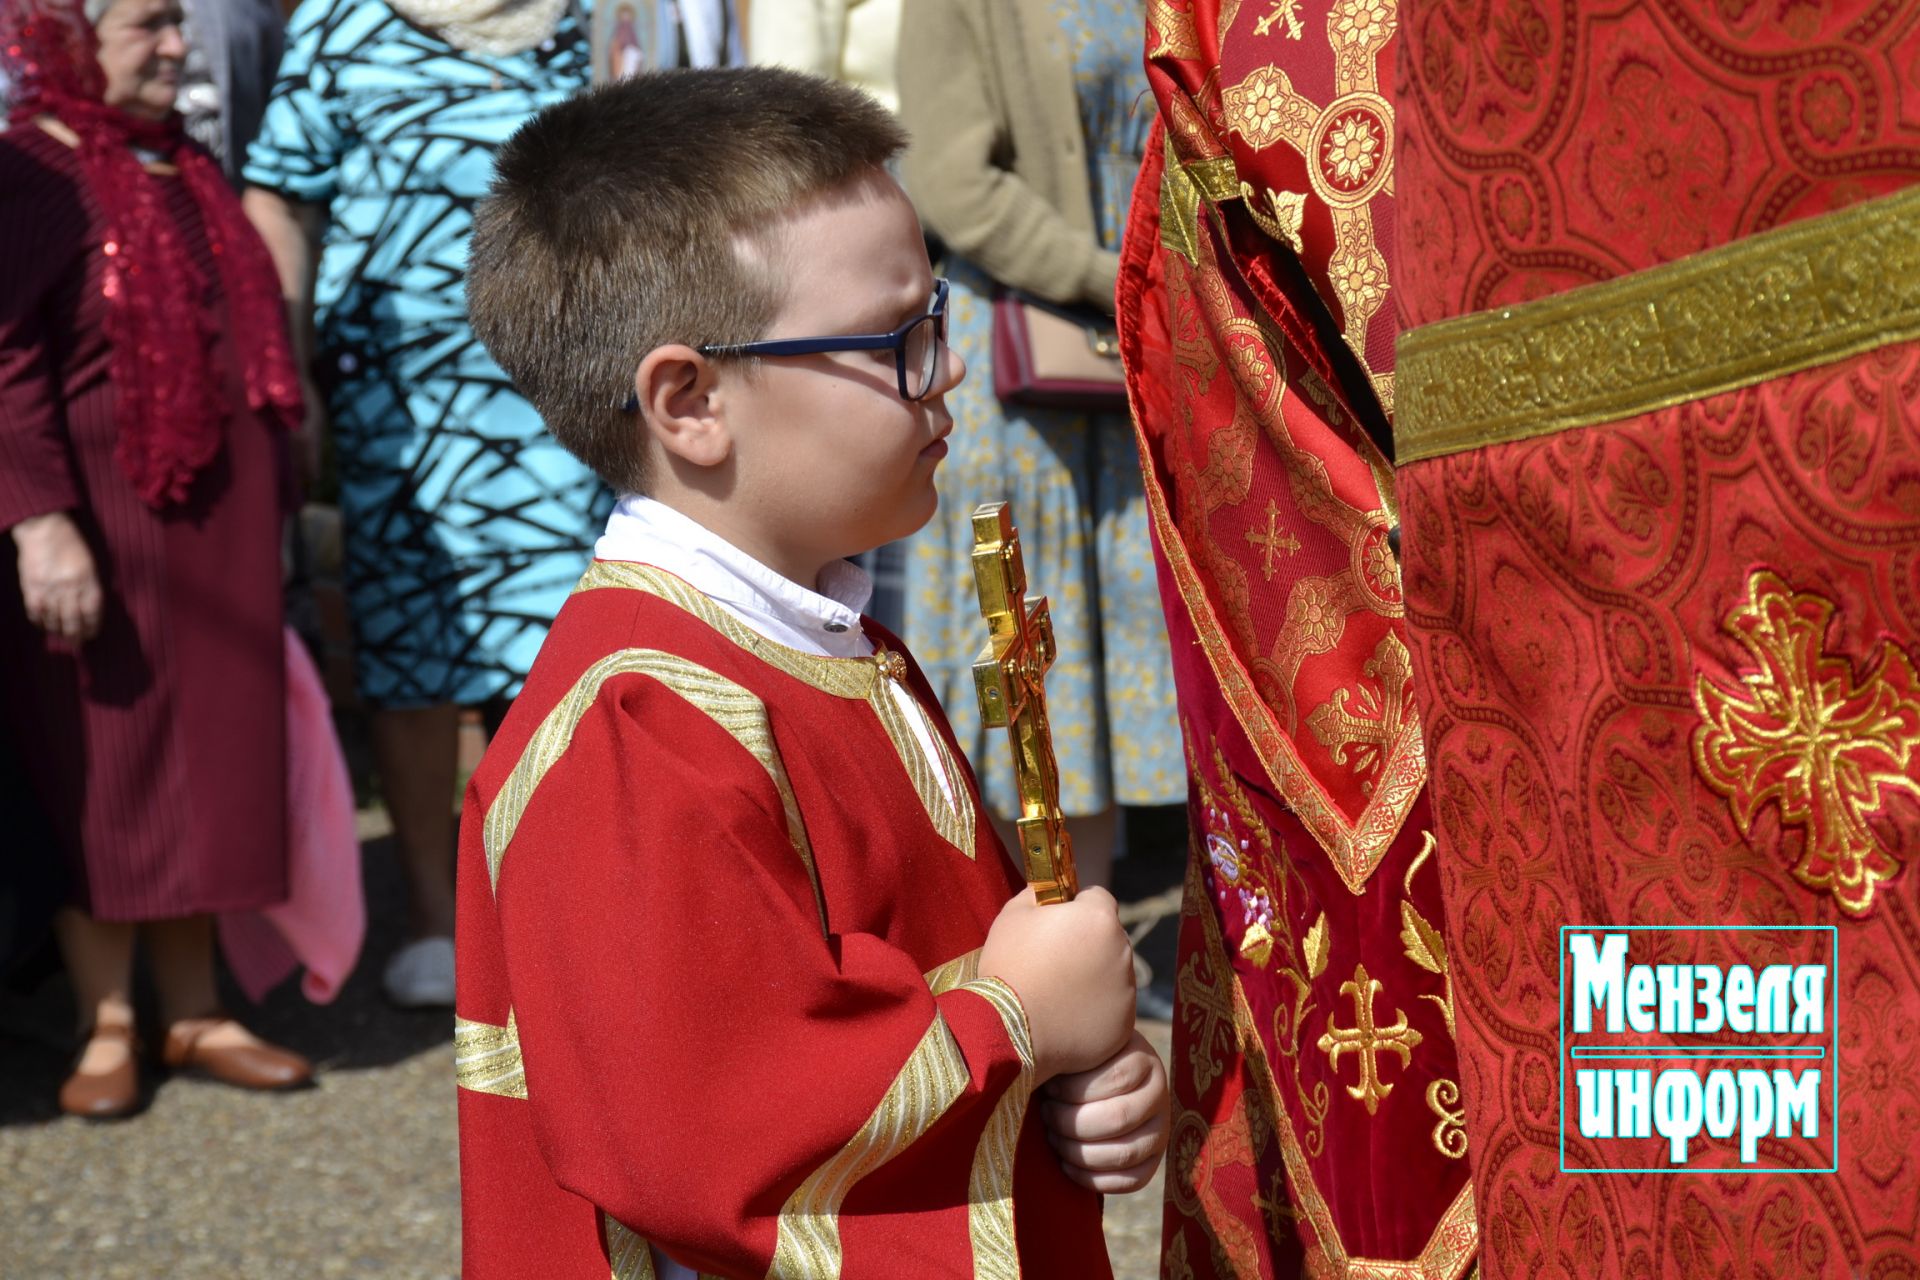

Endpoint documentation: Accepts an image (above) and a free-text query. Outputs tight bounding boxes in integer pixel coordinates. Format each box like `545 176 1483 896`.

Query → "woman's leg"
52 909 136 1068
146 915 311 1084
371 703 460 940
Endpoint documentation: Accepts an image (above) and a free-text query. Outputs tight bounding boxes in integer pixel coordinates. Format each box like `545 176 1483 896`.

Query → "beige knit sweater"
896 0 1120 312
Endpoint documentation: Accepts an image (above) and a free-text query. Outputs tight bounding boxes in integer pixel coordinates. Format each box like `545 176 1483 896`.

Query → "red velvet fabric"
1393 2 1920 1274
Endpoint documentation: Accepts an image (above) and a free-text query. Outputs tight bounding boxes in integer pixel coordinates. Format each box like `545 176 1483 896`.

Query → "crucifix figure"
971 502 1079 904
1317 962 1423 1114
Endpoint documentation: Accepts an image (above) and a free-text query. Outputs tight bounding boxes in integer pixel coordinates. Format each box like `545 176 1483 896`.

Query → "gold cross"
1244 499 1301 581
971 503 1078 903
1316 962 1423 1114
1694 569 1920 914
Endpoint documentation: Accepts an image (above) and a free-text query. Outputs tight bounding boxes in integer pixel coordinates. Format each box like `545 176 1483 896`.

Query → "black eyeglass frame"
620 278 950 410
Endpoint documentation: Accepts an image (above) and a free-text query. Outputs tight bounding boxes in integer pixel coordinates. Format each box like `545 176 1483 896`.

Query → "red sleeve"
0 142 86 530
489 668 1033 1277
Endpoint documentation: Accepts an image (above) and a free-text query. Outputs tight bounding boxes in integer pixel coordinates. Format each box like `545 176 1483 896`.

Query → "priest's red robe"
454 560 1110 1278
1392 2 1920 1274
1117 2 1476 1276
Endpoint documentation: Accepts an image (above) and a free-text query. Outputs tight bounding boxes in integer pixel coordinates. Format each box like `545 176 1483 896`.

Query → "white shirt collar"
594 495 874 659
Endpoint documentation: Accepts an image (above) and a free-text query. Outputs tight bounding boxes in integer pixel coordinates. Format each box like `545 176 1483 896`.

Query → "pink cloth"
218 628 364 1003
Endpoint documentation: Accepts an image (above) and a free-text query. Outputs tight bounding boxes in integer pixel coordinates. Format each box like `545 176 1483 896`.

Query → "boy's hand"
979 886 1135 1080
1041 1031 1170 1194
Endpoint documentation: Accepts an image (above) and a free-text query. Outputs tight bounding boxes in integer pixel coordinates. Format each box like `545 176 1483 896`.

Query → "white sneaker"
383 936 456 1008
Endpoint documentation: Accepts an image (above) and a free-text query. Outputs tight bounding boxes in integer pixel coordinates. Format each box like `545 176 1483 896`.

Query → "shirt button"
824 621 849 633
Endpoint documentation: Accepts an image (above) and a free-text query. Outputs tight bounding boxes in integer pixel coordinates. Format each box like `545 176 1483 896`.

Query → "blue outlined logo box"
1558 925 1840 1175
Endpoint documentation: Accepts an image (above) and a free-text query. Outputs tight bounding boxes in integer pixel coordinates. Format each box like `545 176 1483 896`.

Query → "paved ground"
0 809 1184 1279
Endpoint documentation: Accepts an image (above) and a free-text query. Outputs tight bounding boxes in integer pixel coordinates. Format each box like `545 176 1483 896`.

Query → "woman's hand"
11 512 103 642
1040 1029 1171 1194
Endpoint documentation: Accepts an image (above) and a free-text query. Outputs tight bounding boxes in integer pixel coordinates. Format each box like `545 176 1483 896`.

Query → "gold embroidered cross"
1317 962 1422 1115
1244 499 1301 581
972 503 1078 903
1693 570 1920 915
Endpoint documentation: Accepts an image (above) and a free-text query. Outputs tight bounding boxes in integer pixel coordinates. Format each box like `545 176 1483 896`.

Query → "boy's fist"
979 886 1135 1080
1042 1031 1170 1194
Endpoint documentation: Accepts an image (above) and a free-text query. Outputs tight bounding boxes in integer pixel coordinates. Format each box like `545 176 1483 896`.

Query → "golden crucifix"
971 502 1078 904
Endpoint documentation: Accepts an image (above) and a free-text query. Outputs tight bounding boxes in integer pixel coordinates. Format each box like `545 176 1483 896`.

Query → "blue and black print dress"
246 0 610 707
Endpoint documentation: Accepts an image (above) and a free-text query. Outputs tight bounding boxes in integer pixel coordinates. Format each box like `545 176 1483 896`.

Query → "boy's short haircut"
467 68 908 494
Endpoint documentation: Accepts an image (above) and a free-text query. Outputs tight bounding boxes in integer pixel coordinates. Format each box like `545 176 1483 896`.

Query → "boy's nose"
935 341 967 395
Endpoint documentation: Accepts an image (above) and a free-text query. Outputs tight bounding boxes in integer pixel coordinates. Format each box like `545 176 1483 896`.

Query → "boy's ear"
635 345 731 468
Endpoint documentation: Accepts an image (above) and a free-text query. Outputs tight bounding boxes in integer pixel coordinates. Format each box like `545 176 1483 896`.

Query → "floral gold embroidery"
1254 0 1304 39
1306 633 1415 796
1426 1079 1469 1160
1316 962 1423 1114
1224 64 1316 151
1692 569 1920 915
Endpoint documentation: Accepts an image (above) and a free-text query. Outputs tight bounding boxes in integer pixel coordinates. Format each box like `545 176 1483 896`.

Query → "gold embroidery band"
605 1217 658 1280
454 1013 528 1099
482 647 828 932
768 1014 973 1278
1395 183 1920 465
961 977 1036 1280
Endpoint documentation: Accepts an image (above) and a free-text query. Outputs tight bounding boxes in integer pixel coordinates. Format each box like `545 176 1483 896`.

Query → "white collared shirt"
595 495 956 807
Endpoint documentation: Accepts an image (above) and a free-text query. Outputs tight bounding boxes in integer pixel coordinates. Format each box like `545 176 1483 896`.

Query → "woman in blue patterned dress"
243 0 609 1006
897 0 1184 889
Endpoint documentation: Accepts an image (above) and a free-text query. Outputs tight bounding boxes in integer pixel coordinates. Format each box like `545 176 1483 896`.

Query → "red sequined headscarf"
1 0 301 508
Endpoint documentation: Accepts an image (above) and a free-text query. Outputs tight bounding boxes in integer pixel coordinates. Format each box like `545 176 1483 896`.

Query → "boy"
456 68 1170 1278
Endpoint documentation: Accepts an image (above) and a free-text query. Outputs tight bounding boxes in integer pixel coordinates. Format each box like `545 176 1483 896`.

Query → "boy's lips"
920 419 952 460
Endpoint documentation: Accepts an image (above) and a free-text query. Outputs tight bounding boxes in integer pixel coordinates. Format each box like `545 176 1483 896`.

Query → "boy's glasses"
619 279 950 410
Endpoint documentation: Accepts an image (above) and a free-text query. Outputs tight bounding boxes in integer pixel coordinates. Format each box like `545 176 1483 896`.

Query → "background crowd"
0 0 1182 1126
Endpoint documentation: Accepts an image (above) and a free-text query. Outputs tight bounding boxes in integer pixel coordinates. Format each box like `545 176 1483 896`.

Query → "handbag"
991 289 1130 413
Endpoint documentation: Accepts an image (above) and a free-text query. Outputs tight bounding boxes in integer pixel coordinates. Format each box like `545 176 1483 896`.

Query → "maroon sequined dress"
0 124 289 921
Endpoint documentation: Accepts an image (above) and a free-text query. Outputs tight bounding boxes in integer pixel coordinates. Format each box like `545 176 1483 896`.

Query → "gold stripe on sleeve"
958 978 1037 1280
453 1012 527 1100
923 948 983 996
482 648 827 933
767 1015 974 1279
606 1217 657 1280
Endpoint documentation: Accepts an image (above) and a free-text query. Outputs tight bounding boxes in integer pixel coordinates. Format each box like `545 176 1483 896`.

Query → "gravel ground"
0 812 1182 1279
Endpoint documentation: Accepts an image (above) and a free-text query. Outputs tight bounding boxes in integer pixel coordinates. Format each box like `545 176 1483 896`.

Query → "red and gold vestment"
454 562 1109 1278
1119 1 1477 1275
1392 2 1920 1273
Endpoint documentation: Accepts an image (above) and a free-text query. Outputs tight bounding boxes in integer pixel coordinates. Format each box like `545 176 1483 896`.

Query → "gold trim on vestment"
961 977 1036 1279
454 1013 527 1099
1187 857 1478 1278
1395 184 1920 463
605 1217 657 1280
767 1014 975 1278
924 948 984 995
482 647 828 932
576 561 978 858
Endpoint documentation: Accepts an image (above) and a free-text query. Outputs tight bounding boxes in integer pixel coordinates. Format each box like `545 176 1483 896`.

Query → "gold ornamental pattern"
1693 569 1920 916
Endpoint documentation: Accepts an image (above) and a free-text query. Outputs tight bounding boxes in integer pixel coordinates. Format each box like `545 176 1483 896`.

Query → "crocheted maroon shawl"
2 0 301 507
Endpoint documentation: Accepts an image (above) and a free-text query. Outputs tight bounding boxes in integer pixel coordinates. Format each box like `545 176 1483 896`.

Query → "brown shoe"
160 1015 313 1091
58 1023 142 1120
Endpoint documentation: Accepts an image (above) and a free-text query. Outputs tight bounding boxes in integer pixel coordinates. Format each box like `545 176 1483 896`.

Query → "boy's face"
716 170 963 576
